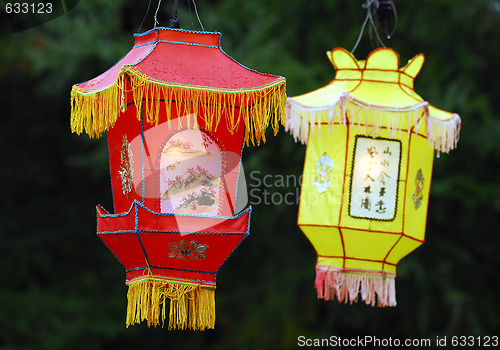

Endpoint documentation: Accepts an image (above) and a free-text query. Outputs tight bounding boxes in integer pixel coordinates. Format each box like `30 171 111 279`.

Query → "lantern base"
126 276 216 330
314 266 396 307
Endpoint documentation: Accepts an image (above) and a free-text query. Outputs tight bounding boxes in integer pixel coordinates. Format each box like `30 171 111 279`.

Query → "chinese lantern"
70 27 286 329
286 47 460 306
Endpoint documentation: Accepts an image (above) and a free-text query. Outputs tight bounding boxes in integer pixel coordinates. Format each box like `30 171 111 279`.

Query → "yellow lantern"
286 47 461 306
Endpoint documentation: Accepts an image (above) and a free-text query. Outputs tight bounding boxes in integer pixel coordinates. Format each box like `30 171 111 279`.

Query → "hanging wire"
191 0 205 31
186 0 205 31
154 0 163 28
137 0 154 32
351 0 397 54
139 0 204 32
351 6 371 53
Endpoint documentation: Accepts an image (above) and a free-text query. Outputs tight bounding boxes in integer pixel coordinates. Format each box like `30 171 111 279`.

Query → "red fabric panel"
107 106 143 214
98 232 146 271
156 28 219 47
77 42 155 91
136 204 250 234
96 201 250 283
135 40 273 89
75 28 282 92
140 231 246 273
96 205 135 233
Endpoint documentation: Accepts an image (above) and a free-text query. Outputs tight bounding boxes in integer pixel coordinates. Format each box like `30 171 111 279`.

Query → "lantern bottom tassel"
315 267 396 307
125 278 216 330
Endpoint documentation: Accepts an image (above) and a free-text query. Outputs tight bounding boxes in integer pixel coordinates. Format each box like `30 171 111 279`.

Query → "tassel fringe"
427 113 461 154
314 267 397 307
286 94 460 154
126 278 216 330
71 66 287 146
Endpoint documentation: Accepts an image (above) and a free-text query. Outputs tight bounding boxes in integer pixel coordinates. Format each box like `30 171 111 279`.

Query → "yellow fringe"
126 278 216 330
70 66 287 146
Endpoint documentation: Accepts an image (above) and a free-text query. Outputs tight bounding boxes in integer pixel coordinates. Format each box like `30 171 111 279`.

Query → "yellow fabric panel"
385 235 423 266
341 228 400 261
301 225 399 276
400 53 425 80
298 125 347 227
364 48 399 70
299 225 344 257
332 48 424 108
350 80 422 108
327 49 359 70
403 133 434 241
428 105 458 122
363 70 400 83
344 259 396 276
292 79 358 108
335 69 362 81
338 129 368 231
316 256 344 269
299 226 344 256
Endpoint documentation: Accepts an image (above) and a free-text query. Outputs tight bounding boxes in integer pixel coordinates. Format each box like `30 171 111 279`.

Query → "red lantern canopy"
70 27 286 330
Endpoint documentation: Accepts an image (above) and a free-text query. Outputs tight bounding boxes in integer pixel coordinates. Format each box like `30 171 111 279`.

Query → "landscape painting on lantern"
160 130 222 216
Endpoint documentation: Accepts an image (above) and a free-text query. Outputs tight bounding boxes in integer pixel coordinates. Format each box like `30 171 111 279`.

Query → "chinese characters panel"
349 137 401 221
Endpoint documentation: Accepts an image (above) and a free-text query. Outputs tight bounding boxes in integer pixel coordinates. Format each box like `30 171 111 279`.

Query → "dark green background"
1 1 499 349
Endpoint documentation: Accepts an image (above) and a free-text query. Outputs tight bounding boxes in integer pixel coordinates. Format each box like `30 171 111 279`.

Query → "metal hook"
374 0 398 39
168 0 180 28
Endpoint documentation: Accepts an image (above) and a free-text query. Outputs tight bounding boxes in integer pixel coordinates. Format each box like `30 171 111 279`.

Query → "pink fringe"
314 268 396 307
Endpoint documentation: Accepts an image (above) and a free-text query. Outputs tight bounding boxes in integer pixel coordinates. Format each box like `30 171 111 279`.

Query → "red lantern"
70 27 286 330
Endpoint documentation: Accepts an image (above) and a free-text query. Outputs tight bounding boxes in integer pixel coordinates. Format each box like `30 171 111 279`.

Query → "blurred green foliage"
0 0 499 349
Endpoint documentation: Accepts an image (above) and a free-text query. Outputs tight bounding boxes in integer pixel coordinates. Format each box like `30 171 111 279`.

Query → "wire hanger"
351 0 397 54
138 0 205 32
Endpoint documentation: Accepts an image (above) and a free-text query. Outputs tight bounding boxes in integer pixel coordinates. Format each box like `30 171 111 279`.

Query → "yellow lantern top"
286 47 461 153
